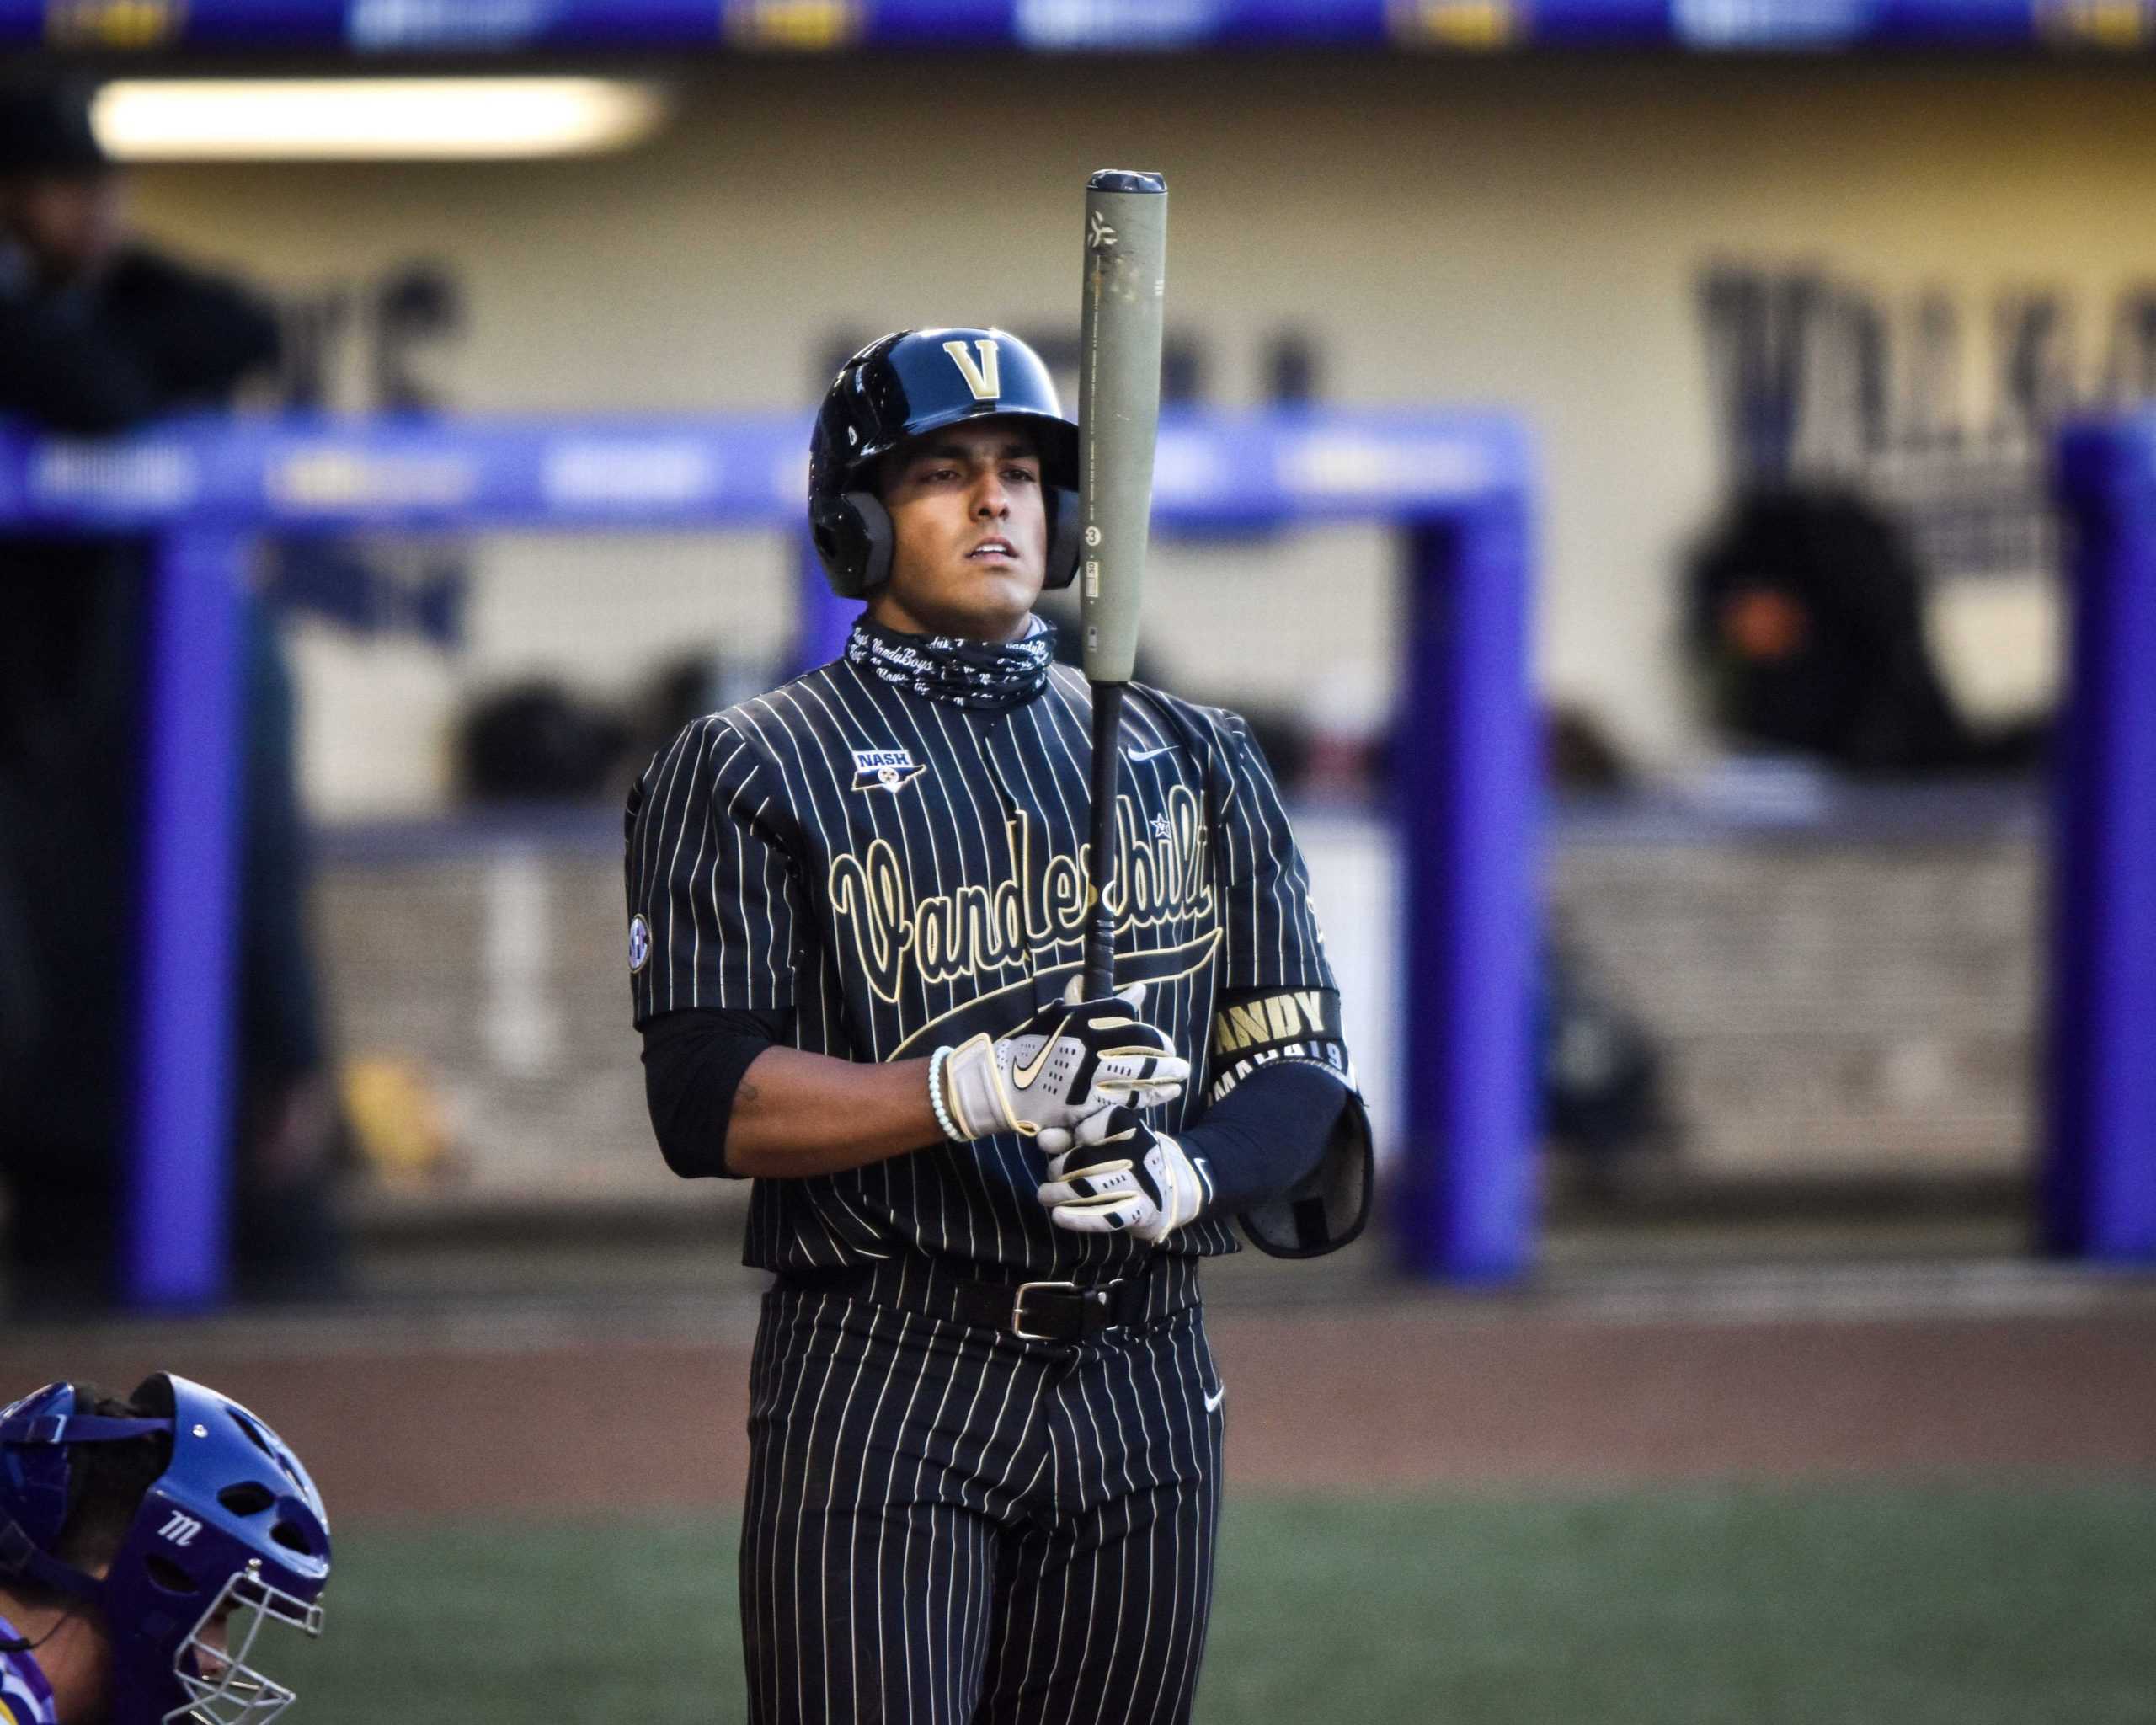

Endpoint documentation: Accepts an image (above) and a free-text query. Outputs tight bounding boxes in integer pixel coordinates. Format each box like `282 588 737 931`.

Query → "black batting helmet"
808 327 1082 599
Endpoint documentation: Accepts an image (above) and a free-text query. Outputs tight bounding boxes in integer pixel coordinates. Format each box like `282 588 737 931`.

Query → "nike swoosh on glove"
1035 1105 1214 1244
942 980 1187 1140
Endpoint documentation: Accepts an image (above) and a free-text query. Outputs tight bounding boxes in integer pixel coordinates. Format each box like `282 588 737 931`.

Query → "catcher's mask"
0 1375 330 1725
808 327 1082 600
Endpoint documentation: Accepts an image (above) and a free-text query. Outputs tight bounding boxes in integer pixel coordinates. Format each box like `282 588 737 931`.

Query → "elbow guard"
1206 988 1373 1258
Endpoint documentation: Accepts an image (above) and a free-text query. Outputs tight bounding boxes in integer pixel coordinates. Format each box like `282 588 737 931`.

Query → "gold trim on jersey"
828 788 1212 1005
887 931 1225 1061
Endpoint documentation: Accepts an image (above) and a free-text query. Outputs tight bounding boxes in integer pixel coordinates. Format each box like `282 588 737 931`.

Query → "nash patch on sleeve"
1209 988 1342 1061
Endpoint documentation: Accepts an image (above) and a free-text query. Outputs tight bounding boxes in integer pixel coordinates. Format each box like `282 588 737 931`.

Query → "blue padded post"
1394 505 1538 1281
2047 425 2156 1261
124 527 249 1311
794 532 857 673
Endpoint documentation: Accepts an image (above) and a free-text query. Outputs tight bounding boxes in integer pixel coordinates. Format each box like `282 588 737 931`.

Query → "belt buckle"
1011 1279 1080 1342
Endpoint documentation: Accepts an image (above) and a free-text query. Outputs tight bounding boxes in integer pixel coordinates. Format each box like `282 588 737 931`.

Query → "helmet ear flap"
811 492 895 600
1042 486 1082 591
846 493 894 595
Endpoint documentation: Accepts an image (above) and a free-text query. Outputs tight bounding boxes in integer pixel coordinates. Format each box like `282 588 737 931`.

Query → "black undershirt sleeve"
1178 1057 1348 1215
640 1007 791 1179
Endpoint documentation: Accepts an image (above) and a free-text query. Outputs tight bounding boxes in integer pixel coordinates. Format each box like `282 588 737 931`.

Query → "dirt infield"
5 1268 2152 1521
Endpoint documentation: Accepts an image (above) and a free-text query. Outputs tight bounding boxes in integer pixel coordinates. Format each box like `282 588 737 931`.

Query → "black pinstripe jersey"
623 648 1343 1278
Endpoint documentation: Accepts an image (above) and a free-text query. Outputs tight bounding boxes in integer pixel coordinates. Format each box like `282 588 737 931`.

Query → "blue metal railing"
0 406 1539 1304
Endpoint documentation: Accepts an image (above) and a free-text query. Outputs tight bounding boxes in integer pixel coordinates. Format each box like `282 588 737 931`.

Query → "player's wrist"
926 1045 968 1145
939 1034 1022 1140
1168 1135 1214 1233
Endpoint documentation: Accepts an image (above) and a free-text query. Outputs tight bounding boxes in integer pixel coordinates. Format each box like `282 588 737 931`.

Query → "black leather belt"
777 1261 1155 1343
953 1274 1152 1343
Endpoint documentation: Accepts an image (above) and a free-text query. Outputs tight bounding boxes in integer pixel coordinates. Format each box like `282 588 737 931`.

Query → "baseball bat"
1077 168 1168 1000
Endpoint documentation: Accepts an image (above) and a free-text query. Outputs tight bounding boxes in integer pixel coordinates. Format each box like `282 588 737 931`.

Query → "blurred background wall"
3 28 2149 1724
120 53 2156 814
65 50 2143 1226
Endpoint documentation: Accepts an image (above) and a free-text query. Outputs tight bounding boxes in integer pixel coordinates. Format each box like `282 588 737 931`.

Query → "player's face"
873 419 1049 642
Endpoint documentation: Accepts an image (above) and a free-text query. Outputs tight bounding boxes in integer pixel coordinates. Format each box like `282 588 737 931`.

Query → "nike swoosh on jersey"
1123 745 1177 762
1203 1386 1225 1413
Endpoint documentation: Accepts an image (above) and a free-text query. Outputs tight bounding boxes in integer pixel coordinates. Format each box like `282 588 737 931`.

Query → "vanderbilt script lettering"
829 788 1212 1003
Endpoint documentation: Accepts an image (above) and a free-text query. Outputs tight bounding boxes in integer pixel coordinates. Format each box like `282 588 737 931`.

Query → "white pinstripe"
1107 1339 1165 1725
749 1287 825 1712
890 1316 968 1717
803 674 932 1249
920 696 1021 1265
1049 1362 1117 1725
643 722 706 1015
696 737 760 1002
825 670 969 1259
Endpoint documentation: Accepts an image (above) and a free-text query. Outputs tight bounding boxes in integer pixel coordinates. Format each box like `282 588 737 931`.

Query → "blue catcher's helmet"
0 1375 330 1725
808 327 1083 599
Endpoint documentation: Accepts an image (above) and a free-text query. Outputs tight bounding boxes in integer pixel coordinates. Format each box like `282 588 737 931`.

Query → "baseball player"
0 1373 332 1725
626 328 1369 1724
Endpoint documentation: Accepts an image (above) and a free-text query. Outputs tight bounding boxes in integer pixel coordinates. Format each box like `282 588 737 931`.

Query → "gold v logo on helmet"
942 338 1001 402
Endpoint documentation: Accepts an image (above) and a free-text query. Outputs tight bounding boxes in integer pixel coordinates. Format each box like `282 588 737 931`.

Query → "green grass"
285 1482 2156 1725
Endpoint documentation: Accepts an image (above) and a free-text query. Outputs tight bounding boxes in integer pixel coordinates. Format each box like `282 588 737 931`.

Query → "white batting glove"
1035 1105 1214 1245
940 980 1187 1141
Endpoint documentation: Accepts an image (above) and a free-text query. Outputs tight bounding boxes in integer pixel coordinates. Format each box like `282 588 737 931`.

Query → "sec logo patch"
628 915 651 974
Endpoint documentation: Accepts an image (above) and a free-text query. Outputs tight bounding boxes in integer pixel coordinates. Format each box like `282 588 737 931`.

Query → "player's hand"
941 980 1187 1140
1035 1105 1212 1245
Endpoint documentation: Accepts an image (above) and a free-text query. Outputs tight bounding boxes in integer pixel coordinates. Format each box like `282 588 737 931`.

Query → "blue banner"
0 409 1529 532
1 0 2146 52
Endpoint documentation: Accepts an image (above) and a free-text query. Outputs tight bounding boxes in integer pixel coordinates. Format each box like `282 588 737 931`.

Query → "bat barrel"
1078 169 1168 687
1076 168 1167 999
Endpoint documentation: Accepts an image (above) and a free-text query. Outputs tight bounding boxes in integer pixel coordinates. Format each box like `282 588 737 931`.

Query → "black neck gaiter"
846 614 1056 713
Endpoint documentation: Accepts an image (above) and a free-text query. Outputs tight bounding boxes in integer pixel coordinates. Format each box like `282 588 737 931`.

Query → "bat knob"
1087 169 1166 195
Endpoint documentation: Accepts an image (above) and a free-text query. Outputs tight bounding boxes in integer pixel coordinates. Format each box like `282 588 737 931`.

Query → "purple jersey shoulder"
0 1618 60 1725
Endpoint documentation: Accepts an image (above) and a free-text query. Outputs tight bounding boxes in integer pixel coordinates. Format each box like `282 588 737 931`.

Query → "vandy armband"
1199 985 1369 1258
1206 987 1353 1103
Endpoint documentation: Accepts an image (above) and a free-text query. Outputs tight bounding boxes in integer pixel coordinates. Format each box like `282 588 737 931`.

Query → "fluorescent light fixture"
91 78 666 162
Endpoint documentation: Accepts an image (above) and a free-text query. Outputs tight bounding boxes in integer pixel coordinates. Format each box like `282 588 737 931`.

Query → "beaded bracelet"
926 1045 966 1144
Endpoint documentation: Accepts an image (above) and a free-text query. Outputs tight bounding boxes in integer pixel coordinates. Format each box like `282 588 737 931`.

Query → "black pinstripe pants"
741 1270 1225 1725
